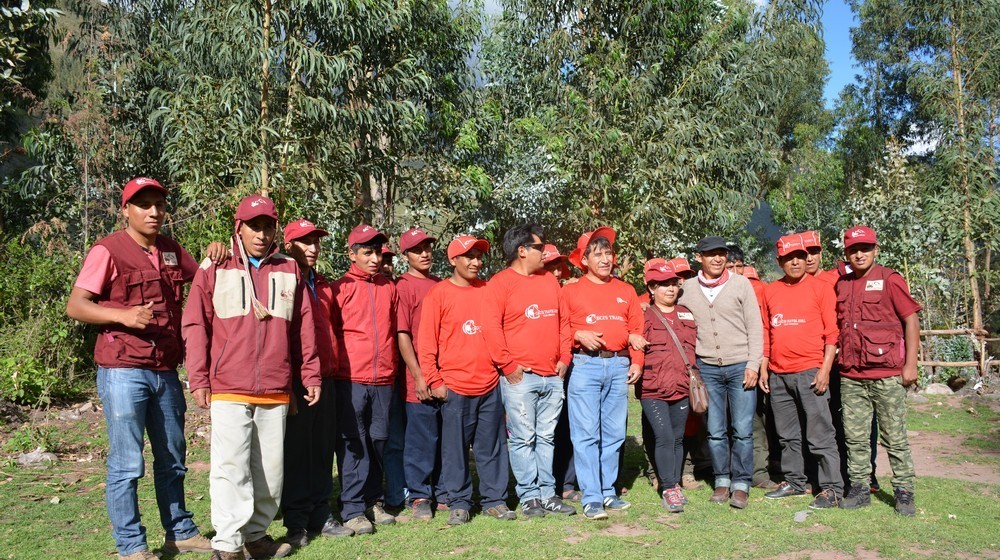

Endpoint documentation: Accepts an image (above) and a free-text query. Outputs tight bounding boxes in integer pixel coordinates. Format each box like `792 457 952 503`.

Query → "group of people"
67 178 921 560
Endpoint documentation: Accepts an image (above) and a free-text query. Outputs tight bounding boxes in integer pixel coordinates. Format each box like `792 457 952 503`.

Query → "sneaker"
709 486 731 503
520 498 546 518
894 488 916 517
662 488 684 513
210 551 246 560
313 517 354 538
283 528 309 547
840 481 872 509
365 503 396 525
163 533 213 555
541 496 577 515
582 502 608 520
870 474 881 494
484 504 517 520
447 508 470 525
344 515 374 535
119 551 159 560
411 498 433 520
673 484 689 504
764 482 807 499
244 535 291 559
809 488 840 509
602 496 630 511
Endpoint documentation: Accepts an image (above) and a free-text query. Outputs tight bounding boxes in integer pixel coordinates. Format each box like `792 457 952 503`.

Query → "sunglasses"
522 243 545 252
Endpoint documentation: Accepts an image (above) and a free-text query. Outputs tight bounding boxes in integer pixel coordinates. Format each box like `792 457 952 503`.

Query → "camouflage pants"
840 376 915 491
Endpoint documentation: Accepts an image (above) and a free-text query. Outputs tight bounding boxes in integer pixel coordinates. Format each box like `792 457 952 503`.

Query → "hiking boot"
662 488 684 513
710 486 731 503
582 502 608 520
520 498 546 518
542 496 577 515
765 482 807 499
411 498 433 520
163 534 213 555
602 496 630 511
119 551 158 560
244 535 291 559
840 481 871 509
753 479 780 490
484 504 517 520
344 515 374 535
210 551 246 560
894 488 916 517
673 484 689 504
313 517 354 538
283 528 309 548
730 490 749 509
365 503 396 525
809 488 840 509
447 509 470 525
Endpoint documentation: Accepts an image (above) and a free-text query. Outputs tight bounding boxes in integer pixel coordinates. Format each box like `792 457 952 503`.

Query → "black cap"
695 236 729 253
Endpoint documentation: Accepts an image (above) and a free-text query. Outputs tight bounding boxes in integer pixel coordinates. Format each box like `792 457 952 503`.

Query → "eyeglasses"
522 243 545 252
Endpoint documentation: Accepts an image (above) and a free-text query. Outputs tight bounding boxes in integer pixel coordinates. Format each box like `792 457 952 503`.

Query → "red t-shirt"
762 274 838 373
814 269 840 287
395 272 441 402
561 276 645 366
418 278 498 397
481 268 571 376
74 244 198 294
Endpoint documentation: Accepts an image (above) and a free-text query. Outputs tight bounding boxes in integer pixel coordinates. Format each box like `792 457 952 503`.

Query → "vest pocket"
859 329 903 368
123 270 166 304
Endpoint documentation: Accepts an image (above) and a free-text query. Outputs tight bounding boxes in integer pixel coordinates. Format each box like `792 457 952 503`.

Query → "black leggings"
641 397 690 489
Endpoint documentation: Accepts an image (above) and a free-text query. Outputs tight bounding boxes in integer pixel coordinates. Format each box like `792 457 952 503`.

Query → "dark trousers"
440 386 509 511
334 381 392 521
553 376 577 493
753 390 778 485
403 400 444 502
641 397 690 489
282 378 337 529
771 369 842 494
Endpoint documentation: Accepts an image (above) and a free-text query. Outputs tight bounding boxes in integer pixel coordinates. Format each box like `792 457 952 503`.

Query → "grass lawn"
1 395 998 560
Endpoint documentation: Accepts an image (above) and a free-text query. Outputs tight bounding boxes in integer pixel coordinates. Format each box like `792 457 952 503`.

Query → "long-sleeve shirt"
762 274 839 374
481 268 571 376
560 276 645 366
678 273 763 371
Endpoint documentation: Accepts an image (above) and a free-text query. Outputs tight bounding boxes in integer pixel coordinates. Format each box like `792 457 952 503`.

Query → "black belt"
573 348 630 359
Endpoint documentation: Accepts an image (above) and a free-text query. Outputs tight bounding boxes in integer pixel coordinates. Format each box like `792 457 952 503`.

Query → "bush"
0 222 94 406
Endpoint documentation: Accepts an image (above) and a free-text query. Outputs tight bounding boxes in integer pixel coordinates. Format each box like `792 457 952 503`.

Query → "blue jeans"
698 360 756 493
500 372 564 501
97 368 198 556
384 389 408 506
567 354 629 504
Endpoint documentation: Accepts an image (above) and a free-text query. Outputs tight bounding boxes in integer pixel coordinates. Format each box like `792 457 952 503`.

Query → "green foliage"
0 0 61 133
2 424 58 454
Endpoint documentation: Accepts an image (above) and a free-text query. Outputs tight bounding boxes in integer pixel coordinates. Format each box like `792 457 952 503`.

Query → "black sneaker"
894 488 915 517
840 481 871 509
541 496 577 515
520 498 546 518
314 517 353 538
764 482 807 499
809 488 840 509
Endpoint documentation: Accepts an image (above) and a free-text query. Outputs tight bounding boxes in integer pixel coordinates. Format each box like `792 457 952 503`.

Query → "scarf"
697 268 730 289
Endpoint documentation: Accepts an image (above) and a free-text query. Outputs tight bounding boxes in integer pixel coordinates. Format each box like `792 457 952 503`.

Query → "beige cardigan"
677 274 763 372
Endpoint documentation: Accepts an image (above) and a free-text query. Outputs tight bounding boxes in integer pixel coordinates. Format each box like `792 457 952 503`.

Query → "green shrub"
2 424 58 454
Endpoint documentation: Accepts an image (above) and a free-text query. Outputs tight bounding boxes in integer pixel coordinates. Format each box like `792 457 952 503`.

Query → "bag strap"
650 306 692 370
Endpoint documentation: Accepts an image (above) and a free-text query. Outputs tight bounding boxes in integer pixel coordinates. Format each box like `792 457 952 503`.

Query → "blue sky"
821 0 859 108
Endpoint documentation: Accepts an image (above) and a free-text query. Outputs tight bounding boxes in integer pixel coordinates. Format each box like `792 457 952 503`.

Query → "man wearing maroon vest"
66 177 211 560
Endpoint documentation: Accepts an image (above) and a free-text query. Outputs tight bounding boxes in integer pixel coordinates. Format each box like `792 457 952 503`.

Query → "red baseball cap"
776 234 807 257
382 246 396 257
399 227 436 253
800 230 821 249
644 262 678 284
743 265 760 280
542 244 566 264
666 257 695 278
643 258 667 273
347 224 388 247
844 225 877 248
573 226 616 270
447 235 490 259
121 177 168 208
283 219 329 243
235 194 278 223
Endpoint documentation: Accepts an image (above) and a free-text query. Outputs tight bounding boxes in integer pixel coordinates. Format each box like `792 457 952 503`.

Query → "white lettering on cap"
411 230 421 236
135 178 156 186
851 229 867 238
250 198 266 207
300 220 311 227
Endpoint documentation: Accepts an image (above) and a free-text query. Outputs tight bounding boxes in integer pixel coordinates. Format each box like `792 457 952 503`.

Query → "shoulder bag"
650 306 709 414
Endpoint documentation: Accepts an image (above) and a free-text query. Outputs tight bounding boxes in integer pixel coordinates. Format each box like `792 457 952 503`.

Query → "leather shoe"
709 486 730 503
764 482 807 499
730 489 749 509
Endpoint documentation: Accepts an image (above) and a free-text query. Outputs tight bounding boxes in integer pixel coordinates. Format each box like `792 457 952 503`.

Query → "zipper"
271 277 276 310
368 279 379 383
241 277 246 311
254 266 262 394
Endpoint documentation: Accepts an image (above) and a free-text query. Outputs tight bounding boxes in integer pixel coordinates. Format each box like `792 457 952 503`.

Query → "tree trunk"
259 0 272 196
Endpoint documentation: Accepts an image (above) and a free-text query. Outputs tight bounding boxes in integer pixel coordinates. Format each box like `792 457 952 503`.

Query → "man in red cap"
835 226 920 516
66 177 212 560
392 227 443 519
481 223 572 519
667 257 697 283
329 224 399 534
543 244 572 282
758 235 842 508
560 226 645 519
279 220 354 544
800 231 843 287
380 246 396 279
418 236 517 525
183 194 322 560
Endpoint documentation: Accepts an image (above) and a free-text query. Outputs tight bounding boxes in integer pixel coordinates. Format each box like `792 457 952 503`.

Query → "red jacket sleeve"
418 287 444 389
181 263 215 391
481 277 516 374
296 279 321 388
